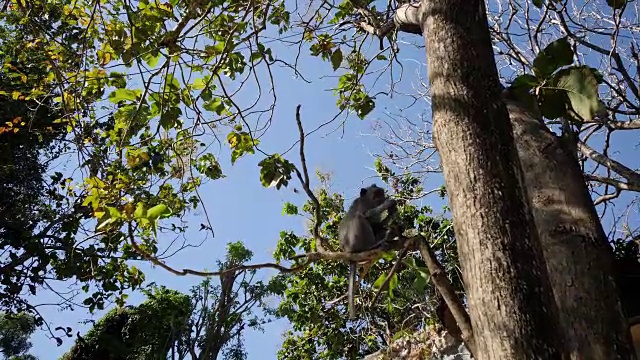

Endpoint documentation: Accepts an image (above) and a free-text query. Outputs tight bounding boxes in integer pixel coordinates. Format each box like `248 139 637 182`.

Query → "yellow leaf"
98 50 112 66
11 91 21 100
123 202 134 217
20 74 27 83
13 128 19 133
12 117 21 124
158 2 173 12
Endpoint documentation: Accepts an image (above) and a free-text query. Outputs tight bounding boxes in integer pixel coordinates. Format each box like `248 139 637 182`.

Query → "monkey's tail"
348 261 356 319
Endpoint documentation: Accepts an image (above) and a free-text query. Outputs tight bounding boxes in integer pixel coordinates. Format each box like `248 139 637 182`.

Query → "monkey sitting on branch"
338 184 400 319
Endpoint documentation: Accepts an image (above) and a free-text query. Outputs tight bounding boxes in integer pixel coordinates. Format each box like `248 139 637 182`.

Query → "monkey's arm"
364 199 397 224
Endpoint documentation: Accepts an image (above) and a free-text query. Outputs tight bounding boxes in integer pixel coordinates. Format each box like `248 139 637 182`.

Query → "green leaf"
192 78 206 90
373 274 387 290
282 202 299 215
538 88 567 120
554 66 606 121
147 204 171 221
388 273 398 292
532 0 544 8
258 154 294 189
388 273 398 298
196 153 224 179
134 202 146 219
412 275 427 293
511 74 539 91
330 48 343 71
143 52 162 68
227 131 259 164
607 0 626 9
108 88 141 103
532 37 574 78
165 73 180 90
203 97 226 115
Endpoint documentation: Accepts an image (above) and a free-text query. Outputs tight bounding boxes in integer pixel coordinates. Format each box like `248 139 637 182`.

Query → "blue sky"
25 1 640 359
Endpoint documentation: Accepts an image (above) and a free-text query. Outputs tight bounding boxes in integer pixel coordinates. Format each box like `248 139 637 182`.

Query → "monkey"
338 184 398 319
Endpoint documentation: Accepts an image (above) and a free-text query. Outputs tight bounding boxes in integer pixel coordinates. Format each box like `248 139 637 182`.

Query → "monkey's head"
360 184 386 206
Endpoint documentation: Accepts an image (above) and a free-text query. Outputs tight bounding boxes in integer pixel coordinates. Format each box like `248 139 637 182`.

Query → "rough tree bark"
504 95 636 359
419 0 562 358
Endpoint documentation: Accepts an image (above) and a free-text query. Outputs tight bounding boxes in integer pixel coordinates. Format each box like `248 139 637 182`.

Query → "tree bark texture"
420 0 562 358
504 96 636 359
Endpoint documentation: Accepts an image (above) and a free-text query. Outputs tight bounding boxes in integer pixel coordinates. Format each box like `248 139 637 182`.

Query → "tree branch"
352 3 423 38
417 237 476 357
578 141 640 188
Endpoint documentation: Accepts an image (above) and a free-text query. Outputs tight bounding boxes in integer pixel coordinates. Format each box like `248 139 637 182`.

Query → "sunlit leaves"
203 97 229 115
336 73 375 119
143 52 163 68
258 154 294 189
133 202 173 236
310 34 335 59
195 153 224 180
282 202 299 215
227 128 259 164
108 88 141 103
97 50 112 66
126 148 151 169
192 78 206 90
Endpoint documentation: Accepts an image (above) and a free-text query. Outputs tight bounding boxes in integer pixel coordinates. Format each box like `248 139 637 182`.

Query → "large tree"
3 0 639 358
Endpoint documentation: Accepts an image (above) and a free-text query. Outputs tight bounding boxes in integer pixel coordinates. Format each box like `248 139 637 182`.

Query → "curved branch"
578 141 640 188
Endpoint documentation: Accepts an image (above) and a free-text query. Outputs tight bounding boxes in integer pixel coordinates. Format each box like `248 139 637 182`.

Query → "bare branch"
578 141 640 188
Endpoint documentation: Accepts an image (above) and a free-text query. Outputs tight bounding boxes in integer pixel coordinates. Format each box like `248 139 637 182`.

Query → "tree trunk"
504 95 636 359
420 0 562 358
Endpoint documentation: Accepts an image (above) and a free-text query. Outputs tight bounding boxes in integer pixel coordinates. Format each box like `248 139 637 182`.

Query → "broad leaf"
554 66 606 121
532 37 574 78
147 204 171 221
538 88 567 120
108 89 141 103
511 74 539 91
331 48 343 71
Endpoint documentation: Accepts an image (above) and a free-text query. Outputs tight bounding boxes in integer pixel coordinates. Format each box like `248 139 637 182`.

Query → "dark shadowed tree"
0 313 38 360
61 287 190 360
